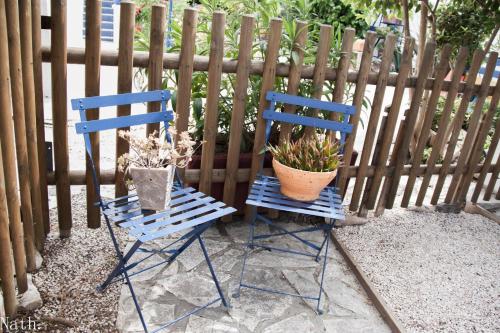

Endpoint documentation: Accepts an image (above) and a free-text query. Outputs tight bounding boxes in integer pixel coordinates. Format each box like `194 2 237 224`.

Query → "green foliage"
268 136 341 172
344 0 419 25
435 0 498 61
133 0 373 152
308 0 368 38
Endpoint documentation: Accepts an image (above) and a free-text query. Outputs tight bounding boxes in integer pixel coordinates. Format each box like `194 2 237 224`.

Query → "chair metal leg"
197 235 229 308
233 208 257 298
98 240 142 292
316 229 331 315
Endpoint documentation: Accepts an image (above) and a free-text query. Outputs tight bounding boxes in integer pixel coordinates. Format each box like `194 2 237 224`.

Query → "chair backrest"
71 90 174 201
263 91 355 149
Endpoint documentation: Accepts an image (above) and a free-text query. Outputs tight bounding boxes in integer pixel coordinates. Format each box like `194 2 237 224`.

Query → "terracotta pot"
272 159 337 201
129 165 175 211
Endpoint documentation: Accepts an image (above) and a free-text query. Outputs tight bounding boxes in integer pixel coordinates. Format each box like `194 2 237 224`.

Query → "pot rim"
272 158 338 175
129 165 175 171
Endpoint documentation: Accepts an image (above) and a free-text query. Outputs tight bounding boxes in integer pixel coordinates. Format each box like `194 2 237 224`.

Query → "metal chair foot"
232 292 240 298
317 309 324 315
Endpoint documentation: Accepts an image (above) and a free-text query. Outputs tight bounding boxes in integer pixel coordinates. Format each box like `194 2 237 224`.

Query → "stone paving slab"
116 220 390 332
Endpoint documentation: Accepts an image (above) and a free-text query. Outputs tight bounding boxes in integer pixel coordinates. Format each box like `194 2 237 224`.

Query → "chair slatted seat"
72 90 235 333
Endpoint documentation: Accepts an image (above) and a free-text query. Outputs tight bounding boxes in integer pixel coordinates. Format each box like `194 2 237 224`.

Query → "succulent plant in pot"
117 128 200 211
268 136 342 201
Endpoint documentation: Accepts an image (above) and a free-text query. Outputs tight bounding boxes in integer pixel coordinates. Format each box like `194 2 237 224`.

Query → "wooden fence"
0 0 499 318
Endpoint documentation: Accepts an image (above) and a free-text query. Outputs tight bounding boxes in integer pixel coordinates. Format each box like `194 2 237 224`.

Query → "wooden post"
146 4 166 136
175 8 198 183
376 114 407 215
415 47 469 206
484 154 500 200
115 1 135 198
246 18 282 220
444 52 498 203
0 150 17 318
364 38 414 209
5 0 37 270
85 0 101 228
385 41 436 209
338 31 376 194
0 0 28 292
303 24 332 138
221 14 255 221
51 0 72 237
19 0 45 248
472 118 500 202
401 44 452 207
329 28 355 124
248 18 283 186
278 20 308 143
359 114 387 216
455 77 500 203
430 49 485 205
199 11 225 195
349 34 396 211
31 0 50 235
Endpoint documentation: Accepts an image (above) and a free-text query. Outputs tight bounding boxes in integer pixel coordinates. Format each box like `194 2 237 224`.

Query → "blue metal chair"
71 90 236 332
234 91 354 314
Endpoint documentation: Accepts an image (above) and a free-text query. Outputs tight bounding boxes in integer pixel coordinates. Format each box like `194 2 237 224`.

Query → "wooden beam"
50 0 72 237
40 47 498 96
331 231 406 333
46 163 497 186
0 0 28 292
84 0 101 229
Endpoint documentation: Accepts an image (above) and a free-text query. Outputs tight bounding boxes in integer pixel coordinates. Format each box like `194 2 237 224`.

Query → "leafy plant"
268 136 341 172
435 0 498 62
133 0 374 153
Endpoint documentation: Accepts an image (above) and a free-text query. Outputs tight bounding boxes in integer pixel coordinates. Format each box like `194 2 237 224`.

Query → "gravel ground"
14 191 127 332
336 206 500 333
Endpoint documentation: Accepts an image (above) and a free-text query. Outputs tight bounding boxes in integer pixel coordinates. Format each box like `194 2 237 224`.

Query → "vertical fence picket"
221 15 255 221
359 114 388 216
146 4 166 136
484 155 500 200
0 0 28 292
376 114 407 215
175 8 198 183
385 41 436 209
19 0 45 247
401 45 452 207
455 77 500 203
472 118 500 202
199 11 225 195
349 34 396 211
444 52 498 203
303 24 331 138
115 1 135 198
430 49 485 205
279 20 308 142
248 18 283 185
365 37 414 209
246 18 282 220
330 28 355 123
5 0 37 269
338 31 376 194
51 0 72 237
415 47 469 206
84 0 101 228
31 0 50 235
0 151 17 318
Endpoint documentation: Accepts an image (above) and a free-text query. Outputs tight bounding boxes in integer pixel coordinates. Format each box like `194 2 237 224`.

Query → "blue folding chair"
71 90 236 332
234 91 354 314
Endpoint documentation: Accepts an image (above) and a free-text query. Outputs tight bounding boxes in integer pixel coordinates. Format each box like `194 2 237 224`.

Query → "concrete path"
116 219 390 333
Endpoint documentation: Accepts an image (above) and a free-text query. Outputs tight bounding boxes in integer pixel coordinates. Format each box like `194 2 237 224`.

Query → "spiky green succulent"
268 137 341 172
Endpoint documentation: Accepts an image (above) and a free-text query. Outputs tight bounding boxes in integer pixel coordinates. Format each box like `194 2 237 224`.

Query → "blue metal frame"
234 91 353 314
71 90 235 332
